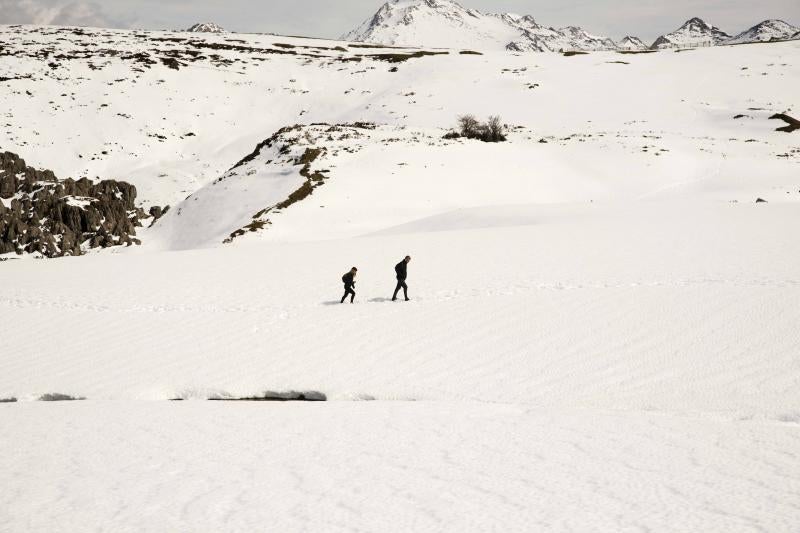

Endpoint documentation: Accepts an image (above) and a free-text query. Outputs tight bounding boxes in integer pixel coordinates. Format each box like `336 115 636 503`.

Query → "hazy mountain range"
342 0 800 52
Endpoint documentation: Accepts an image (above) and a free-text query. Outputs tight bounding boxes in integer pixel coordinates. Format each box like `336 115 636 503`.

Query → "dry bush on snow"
449 115 507 142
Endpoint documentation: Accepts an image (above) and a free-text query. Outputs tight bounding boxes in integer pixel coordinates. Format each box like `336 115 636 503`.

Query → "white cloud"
0 0 116 27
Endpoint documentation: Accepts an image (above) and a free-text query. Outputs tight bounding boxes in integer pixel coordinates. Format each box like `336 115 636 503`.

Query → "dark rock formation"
0 151 158 257
769 113 800 133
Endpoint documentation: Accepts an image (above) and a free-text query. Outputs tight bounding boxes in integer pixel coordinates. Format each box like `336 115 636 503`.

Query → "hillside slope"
1 25 798 251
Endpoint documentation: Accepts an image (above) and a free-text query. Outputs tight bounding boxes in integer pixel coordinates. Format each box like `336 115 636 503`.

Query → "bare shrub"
450 115 506 143
480 115 506 142
458 114 481 138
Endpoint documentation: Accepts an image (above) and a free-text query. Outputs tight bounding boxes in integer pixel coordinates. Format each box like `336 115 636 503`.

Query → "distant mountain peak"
650 17 730 49
345 1 796 52
727 19 799 44
187 23 225 33
683 17 709 27
343 0 619 52
618 36 647 50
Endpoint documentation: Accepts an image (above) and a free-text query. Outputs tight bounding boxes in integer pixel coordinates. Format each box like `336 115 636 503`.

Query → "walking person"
392 256 411 301
341 267 357 304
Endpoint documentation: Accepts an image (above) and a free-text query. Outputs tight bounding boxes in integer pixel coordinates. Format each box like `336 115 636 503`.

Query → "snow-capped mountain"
343 0 622 52
558 26 618 51
650 17 730 49
727 19 799 44
618 36 648 51
345 1 797 52
186 22 225 33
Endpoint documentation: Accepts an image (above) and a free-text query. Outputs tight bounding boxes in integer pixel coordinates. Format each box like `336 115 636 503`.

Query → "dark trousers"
341 286 355 303
392 280 408 300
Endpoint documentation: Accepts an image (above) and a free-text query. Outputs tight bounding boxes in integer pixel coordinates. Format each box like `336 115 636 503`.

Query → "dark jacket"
342 272 356 287
395 261 407 281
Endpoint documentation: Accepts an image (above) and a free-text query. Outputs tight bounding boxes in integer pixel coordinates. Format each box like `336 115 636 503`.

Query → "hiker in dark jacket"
341 267 357 304
392 256 411 301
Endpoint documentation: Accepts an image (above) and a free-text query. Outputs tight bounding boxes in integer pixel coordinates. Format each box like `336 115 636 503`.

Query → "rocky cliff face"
0 151 162 257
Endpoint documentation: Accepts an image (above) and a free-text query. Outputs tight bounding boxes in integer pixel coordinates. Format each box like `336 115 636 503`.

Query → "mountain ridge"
342 0 638 52
726 19 799 45
344 1 799 52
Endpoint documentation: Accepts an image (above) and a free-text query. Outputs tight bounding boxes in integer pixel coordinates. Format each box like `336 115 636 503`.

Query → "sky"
1 0 798 42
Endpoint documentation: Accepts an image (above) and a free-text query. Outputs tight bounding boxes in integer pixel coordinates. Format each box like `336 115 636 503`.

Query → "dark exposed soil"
362 51 449 63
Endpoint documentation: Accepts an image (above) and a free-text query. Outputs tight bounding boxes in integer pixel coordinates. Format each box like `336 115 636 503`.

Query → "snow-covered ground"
3 401 799 532
3 201 800 531
1 24 800 532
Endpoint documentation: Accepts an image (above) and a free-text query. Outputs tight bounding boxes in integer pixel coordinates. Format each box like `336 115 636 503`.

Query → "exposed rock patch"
769 113 800 133
38 393 86 401
210 391 327 402
361 51 449 63
0 151 159 257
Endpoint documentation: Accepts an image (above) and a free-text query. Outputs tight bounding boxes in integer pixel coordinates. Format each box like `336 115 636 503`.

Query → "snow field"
2 203 798 412
2 401 799 532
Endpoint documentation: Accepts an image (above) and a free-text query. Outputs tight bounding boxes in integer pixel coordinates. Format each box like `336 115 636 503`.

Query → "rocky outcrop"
0 151 158 257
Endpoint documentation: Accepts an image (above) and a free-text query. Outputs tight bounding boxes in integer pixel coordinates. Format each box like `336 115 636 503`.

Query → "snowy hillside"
650 17 731 49
343 0 625 51
1 21 800 533
727 19 799 45
1 24 799 252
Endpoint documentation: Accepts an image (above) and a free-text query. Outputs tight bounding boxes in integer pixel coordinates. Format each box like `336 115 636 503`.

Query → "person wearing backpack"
341 267 358 304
